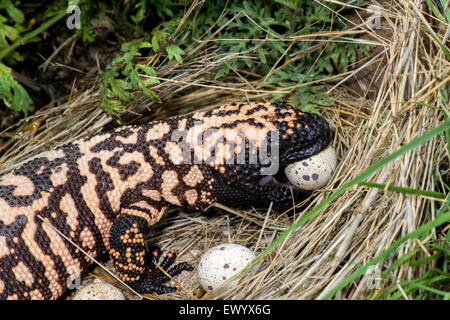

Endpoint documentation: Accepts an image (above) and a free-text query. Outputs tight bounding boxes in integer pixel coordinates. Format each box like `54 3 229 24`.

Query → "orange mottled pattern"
0 102 332 299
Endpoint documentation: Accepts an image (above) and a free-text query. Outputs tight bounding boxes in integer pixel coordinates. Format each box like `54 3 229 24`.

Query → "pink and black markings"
0 102 332 299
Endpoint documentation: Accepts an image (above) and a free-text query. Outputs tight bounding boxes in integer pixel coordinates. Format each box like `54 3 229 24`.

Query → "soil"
0 14 131 150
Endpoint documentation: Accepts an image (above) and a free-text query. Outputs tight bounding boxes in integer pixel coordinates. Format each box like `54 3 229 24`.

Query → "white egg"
71 282 125 300
197 244 255 292
285 145 337 191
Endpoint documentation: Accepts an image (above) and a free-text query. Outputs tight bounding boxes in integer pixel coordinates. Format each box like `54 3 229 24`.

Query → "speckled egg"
198 243 255 292
71 282 125 300
285 145 337 191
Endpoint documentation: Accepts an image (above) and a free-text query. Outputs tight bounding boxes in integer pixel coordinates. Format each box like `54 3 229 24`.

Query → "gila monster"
0 102 332 300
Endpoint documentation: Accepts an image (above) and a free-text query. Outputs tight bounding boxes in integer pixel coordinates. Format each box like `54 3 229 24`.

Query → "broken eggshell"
285 145 337 191
197 243 255 293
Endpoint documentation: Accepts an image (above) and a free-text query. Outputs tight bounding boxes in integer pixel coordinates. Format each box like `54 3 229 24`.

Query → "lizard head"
187 102 333 211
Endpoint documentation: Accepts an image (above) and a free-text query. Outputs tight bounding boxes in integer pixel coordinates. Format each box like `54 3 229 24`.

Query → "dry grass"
0 0 448 300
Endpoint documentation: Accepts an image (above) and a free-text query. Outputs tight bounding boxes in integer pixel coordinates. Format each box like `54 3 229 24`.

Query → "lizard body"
0 102 332 299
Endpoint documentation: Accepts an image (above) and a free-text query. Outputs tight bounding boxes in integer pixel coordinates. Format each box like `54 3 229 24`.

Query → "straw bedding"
0 0 448 299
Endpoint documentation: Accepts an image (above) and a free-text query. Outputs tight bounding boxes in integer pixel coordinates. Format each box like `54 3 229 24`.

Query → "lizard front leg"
108 201 192 294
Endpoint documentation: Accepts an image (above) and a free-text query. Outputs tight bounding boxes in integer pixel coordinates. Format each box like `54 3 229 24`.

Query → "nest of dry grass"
0 0 448 300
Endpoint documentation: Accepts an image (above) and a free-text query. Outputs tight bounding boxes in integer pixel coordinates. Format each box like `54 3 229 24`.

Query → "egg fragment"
71 281 125 300
198 244 255 292
285 145 337 191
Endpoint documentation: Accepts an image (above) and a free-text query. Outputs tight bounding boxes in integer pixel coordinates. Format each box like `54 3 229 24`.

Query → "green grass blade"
385 248 420 273
358 181 446 199
0 10 67 60
425 0 447 22
321 208 450 299
408 4 450 60
408 253 443 267
225 120 450 295
401 277 450 297
379 270 449 299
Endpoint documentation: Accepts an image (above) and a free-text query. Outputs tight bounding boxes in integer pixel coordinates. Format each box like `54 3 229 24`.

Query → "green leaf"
271 40 285 54
274 0 302 11
166 44 185 64
110 78 133 100
0 63 33 115
139 83 161 102
130 0 147 25
152 0 174 17
101 97 126 118
100 38 162 116
0 14 20 45
151 30 168 52
258 47 268 64
136 65 160 85
0 9 66 61
1 0 25 24
121 39 151 53
129 68 139 88
214 64 230 79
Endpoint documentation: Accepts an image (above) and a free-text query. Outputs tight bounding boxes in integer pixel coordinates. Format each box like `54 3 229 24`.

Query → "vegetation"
0 0 368 117
0 0 448 300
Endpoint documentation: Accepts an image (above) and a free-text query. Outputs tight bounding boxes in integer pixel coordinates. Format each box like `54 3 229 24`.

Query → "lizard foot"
135 247 193 294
